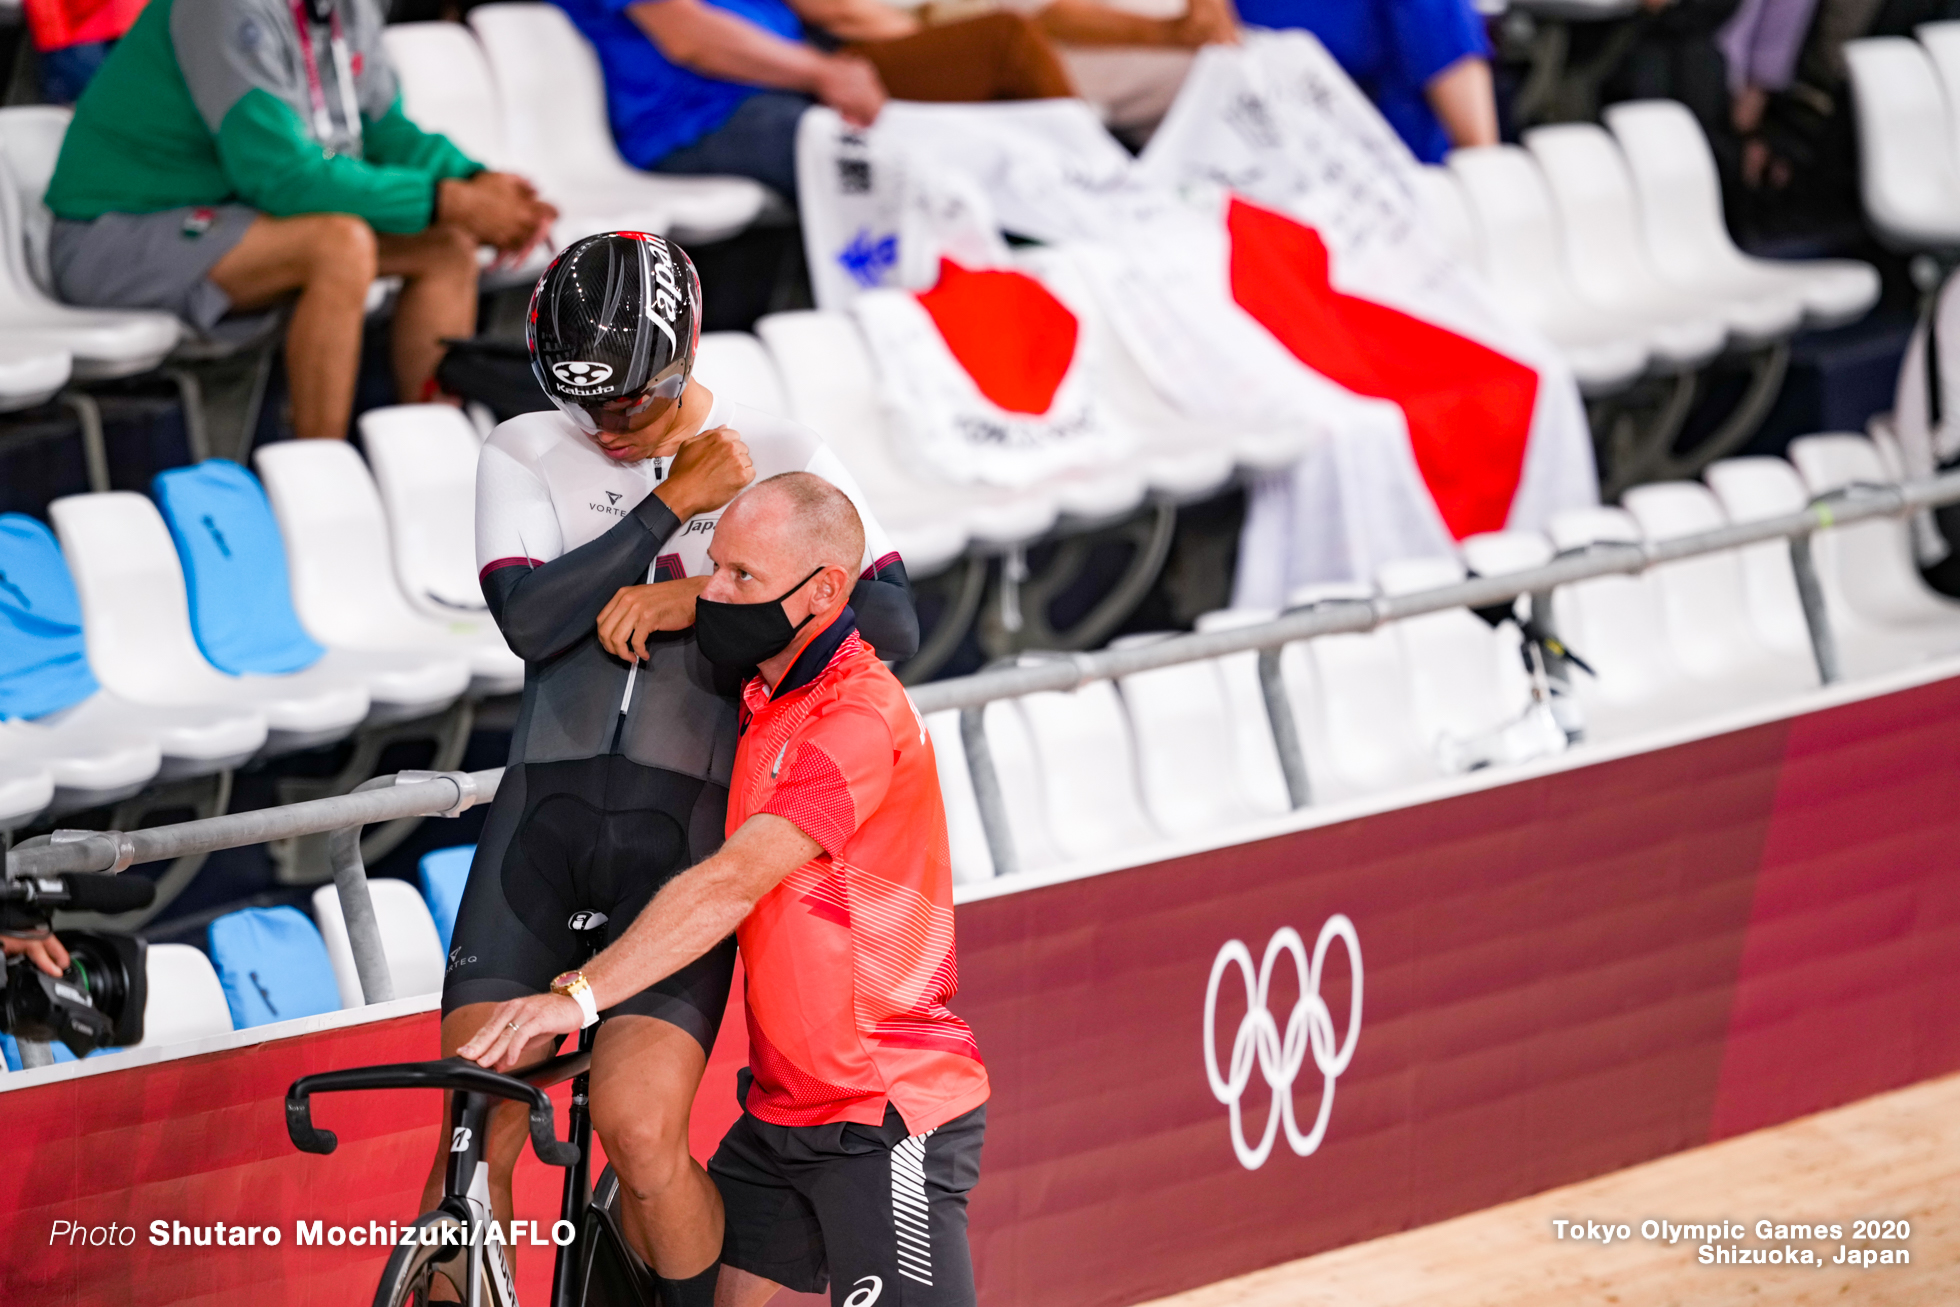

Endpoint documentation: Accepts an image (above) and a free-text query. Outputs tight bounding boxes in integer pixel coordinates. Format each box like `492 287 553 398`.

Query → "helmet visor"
552 371 688 435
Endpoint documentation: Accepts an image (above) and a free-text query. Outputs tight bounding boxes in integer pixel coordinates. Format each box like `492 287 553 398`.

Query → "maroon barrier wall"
6 675 1960 1306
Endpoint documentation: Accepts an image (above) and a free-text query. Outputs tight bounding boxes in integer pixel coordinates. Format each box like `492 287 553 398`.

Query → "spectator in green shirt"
44 0 556 441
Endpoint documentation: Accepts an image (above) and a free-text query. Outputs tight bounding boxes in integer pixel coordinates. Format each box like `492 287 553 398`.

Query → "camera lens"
66 937 129 1021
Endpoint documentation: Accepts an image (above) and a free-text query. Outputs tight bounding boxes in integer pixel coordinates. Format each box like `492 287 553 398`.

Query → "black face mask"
694 567 823 669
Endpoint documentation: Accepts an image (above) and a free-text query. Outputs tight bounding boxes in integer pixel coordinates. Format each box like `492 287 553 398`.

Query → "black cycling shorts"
441 754 736 1052
710 1088 987 1306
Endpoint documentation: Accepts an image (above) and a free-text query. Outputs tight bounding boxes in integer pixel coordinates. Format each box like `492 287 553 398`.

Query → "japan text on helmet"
526 232 702 435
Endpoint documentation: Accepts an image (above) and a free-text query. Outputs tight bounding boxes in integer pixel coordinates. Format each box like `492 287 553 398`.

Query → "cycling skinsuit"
442 394 916 1048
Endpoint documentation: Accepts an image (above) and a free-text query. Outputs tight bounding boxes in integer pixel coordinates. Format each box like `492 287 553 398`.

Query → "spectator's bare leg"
377 223 480 406
207 213 377 441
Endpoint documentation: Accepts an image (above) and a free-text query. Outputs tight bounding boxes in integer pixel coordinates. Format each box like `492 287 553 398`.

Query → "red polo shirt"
729 612 989 1133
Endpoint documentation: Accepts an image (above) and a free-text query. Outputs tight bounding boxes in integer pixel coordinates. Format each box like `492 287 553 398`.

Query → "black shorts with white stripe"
709 1096 986 1306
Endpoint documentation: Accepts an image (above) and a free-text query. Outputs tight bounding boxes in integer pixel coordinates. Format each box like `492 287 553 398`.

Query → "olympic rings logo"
1203 916 1362 1171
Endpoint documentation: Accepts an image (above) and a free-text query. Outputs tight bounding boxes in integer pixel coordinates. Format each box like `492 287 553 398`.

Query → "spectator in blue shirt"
553 0 1077 198
1234 0 1499 162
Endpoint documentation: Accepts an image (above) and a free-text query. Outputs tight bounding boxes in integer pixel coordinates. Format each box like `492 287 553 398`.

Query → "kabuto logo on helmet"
551 361 614 387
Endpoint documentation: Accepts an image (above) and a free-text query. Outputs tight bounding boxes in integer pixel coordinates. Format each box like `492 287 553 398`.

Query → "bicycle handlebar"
285 1051 593 1168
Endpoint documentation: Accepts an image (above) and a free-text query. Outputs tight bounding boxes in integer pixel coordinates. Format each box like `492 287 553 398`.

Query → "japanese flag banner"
1137 32 1596 592
853 259 1137 488
790 43 1597 589
799 107 1135 488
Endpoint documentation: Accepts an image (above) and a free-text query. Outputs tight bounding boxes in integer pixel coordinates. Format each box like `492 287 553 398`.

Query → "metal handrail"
8 468 1959 1015
905 474 1951 714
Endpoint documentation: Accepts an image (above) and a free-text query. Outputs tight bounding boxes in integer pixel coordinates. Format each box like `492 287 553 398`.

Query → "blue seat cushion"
153 460 323 676
418 845 475 956
206 906 341 1029
0 513 99 719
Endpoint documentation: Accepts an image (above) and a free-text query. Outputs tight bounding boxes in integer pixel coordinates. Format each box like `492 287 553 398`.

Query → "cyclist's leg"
588 1015 720 1274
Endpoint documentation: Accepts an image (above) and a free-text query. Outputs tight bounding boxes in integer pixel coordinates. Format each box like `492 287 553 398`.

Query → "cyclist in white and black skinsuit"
426 232 916 1307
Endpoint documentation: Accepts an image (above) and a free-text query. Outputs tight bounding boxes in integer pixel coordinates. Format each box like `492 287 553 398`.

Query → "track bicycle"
285 933 653 1306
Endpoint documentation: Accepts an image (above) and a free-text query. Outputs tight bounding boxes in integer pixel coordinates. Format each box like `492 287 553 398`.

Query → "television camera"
1 869 154 1059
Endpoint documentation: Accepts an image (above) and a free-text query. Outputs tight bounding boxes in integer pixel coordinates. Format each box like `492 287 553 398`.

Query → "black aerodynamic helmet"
527 231 702 434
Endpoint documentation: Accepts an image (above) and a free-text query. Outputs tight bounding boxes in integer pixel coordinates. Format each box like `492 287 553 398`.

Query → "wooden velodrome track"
1140 1073 1959 1307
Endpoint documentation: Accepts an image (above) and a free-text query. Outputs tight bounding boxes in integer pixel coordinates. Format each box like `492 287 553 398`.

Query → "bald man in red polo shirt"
464 471 988 1307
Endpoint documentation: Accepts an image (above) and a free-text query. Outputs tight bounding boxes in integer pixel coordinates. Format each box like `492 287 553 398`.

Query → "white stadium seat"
49 492 370 754
312 880 448 1008
0 718 158 815
1843 37 1960 252
358 406 487 618
979 697 1067 873
0 759 53 829
257 438 524 697
1523 123 1798 347
1915 22 1960 164
1787 434 1960 659
1702 456 1856 660
1191 608 1294 817
356 406 519 671
1014 680 1163 863
1604 100 1880 324
0 109 180 378
25 692 265 782
1621 480 1818 698
1282 582 1435 799
380 22 509 176
924 710 995 885
1112 632 1279 840
1547 506 1739 737
134 944 235 1049
1455 143 1722 373
0 341 68 411
696 331 792 417
1707 452 1960 678
1460 528 1555 580
468 3 769 245
1446 146 1651 394
1375 554 1537 762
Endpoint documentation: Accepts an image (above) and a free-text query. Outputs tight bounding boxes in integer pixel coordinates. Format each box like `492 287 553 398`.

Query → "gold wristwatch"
550 970 600 1029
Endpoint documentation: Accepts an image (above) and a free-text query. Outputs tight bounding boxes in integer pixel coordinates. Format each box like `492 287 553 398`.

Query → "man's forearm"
582 815 821 1007
1426 56 1498 149
584 859 754 1008
789 0 918 42
628 0 831 91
